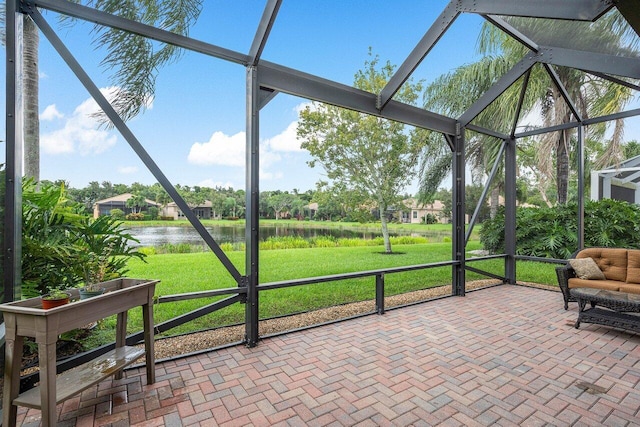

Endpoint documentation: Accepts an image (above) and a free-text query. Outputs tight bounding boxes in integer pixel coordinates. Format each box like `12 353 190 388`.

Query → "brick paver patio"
15 285 640 426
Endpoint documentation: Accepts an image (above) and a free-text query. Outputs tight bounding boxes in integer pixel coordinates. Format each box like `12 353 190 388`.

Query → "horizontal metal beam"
258 62 457 134
514 255 566 264
515 121 581 138
459 54 537 126
33 0 250 65
537 47 640 79
378 3 459 110
582 108 640 125
258 260 458 291
459 0 614 21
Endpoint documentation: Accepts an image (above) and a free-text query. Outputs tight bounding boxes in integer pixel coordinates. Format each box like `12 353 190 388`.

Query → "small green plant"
82 252 114 291
43 289 70 300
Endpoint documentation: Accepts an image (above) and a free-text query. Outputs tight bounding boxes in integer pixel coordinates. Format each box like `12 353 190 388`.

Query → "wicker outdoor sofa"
556 247 640 310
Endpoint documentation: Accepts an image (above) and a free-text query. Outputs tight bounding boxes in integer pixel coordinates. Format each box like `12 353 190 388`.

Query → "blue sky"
2 1 640 193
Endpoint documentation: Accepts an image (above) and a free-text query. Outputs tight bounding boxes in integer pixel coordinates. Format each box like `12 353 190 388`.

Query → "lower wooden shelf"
13 346 144 410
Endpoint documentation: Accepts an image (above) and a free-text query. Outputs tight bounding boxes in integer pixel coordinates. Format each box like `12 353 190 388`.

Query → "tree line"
54 180 397 221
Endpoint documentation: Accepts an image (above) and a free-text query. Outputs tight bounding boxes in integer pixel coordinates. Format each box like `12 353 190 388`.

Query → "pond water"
128 225 450 247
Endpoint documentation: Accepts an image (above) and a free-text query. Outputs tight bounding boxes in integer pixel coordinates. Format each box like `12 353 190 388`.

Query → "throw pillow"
569 257 606 280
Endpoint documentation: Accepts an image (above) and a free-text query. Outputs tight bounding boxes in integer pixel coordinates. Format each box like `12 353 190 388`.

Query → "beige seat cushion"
577 248 627 282
568 278 621 291
569 258 605 280
618 283 640 295
626 249 640 284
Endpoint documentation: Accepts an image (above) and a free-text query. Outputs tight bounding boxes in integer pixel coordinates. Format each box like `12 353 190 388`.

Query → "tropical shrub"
480 199 640 259
109 208 125 219
125 212 145 221
147 206 159 220
423 213 438 224
21 180 144 298
22 180 80 297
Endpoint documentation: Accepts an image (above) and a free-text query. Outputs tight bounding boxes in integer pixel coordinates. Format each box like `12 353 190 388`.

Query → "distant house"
306 202 319 218
403 198 451 224
591 154 640 204
93 193 159 218
162 200 214 220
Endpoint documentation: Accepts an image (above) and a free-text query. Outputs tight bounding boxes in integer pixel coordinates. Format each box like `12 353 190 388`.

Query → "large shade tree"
297 54 424 253
1 0 203 180
420 13 637 206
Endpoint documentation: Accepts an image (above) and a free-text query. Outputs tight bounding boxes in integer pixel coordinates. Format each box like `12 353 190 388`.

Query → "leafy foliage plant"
480 199 640 259
21 180 145 298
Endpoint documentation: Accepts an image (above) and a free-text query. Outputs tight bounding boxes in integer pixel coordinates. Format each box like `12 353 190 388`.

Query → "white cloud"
41 104 64 121
117 166 138 175
39 71 48 79
188 131 245 166
40 87 120 156
264 121 302 152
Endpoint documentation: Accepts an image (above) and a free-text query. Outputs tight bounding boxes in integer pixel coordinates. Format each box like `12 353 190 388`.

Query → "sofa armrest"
556 264 576 310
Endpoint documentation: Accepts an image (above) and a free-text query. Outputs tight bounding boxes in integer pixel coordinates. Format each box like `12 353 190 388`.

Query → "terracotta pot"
41 293 71 309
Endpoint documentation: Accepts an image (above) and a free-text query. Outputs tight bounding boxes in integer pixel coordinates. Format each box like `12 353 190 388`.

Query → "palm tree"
417 55 537 213
1 1 203 181
420 13 637 206
478 14 636 205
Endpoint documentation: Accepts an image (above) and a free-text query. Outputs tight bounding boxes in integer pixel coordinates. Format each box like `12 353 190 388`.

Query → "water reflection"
128 225 446 248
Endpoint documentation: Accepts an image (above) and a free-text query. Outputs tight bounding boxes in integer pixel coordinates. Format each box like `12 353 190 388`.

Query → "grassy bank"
83 242 559 348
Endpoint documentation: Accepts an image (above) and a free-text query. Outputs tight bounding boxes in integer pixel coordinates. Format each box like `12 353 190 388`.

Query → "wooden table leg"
38 337 59 427
114 311 128 380
142 302 155 384
2 320 23 427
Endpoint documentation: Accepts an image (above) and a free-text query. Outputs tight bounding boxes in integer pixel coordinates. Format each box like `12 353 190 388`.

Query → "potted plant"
75 215 146 299
41 289 71 309
79 252 110 300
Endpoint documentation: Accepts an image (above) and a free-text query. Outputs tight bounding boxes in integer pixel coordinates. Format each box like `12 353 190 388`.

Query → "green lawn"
82 241 558 348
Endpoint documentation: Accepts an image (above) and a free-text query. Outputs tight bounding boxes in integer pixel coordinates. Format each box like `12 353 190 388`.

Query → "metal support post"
452 126 466 296
505 137 517 284
4 1 24 303
577 125 585 250
375 274 384 315
245 66 260 347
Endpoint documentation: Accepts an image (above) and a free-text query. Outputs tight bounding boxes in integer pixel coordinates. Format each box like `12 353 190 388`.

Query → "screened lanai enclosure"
2 0 640 370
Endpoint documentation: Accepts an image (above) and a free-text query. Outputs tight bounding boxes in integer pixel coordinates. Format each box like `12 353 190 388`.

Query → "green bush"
125 212 145 221
147 206 159 220
109 208 124 219
423 213 438 224
21 180 144 298
480 199 640 259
